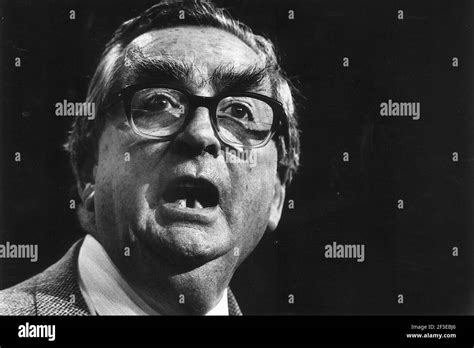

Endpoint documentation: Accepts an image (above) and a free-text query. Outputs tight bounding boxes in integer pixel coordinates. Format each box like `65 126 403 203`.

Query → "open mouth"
162 178 219 209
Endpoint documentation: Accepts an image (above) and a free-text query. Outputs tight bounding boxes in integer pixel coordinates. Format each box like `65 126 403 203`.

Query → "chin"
138 220 234 269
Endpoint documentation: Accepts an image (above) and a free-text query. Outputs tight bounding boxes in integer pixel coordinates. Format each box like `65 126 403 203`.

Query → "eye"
144 95 174 111
222 103 252 120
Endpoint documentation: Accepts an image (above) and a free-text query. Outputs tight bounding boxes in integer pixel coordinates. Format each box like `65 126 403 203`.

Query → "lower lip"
157 199 219 225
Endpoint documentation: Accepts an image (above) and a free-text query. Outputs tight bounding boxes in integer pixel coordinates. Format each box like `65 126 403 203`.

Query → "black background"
0 0 473 315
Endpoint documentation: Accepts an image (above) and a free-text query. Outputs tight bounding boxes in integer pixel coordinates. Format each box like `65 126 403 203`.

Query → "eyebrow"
124 55 269 94
124 56 195 87
210 64 269 94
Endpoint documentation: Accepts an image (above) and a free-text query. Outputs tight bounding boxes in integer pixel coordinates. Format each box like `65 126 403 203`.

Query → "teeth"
174 197 204 209
194 199 203 209
186 197 203 209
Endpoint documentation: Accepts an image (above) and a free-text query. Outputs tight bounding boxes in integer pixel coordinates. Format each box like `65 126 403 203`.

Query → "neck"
91 233 234 315
119 256 232 315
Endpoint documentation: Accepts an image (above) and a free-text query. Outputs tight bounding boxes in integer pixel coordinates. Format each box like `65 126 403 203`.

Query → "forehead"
126 26 264 75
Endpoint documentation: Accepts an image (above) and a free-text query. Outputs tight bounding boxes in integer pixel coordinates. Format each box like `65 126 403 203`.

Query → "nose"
173 106 221 158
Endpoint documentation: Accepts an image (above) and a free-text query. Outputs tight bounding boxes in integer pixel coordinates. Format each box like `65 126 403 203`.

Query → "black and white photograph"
0 0 473 344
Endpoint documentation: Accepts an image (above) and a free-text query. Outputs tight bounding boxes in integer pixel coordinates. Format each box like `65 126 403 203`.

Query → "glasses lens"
216 96 274 147
130 88 188 137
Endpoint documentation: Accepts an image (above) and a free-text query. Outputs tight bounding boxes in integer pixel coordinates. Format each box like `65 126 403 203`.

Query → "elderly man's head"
65 0 300 314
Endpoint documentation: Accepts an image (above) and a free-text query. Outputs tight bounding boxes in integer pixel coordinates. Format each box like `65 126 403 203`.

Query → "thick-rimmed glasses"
104 84 286 148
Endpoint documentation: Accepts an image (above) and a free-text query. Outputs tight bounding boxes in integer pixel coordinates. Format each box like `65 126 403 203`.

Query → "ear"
81 164 98 212
267 174 286 232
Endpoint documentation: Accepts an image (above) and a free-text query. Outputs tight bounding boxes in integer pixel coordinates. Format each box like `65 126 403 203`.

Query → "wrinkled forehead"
123 26 269 89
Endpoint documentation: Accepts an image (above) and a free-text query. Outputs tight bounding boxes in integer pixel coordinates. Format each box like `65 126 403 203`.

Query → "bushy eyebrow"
210 64 269 94
123 53 269 94
124 55 195 86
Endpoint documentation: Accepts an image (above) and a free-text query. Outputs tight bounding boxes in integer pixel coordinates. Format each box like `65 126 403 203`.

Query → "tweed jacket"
0 239 242 316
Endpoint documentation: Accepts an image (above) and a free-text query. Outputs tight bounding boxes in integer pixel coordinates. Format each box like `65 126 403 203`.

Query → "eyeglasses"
104 84 286 148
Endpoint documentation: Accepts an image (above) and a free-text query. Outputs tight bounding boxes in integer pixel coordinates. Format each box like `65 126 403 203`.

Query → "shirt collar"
78 234 229 315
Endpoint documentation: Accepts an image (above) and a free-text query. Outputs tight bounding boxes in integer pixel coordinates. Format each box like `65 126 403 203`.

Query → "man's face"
93 26 285 312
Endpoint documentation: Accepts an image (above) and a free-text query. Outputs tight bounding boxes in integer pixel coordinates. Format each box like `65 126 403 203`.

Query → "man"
0 0 300 315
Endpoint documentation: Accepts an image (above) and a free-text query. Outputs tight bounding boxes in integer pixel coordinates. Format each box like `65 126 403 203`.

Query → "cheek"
229 145 278 194
96 125 167 185
226 145 278 233
96 129 132 195
94 128 161 227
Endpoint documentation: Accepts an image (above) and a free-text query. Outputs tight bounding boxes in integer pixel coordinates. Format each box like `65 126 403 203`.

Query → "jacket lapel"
35 239 90 315
227 288 242 316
